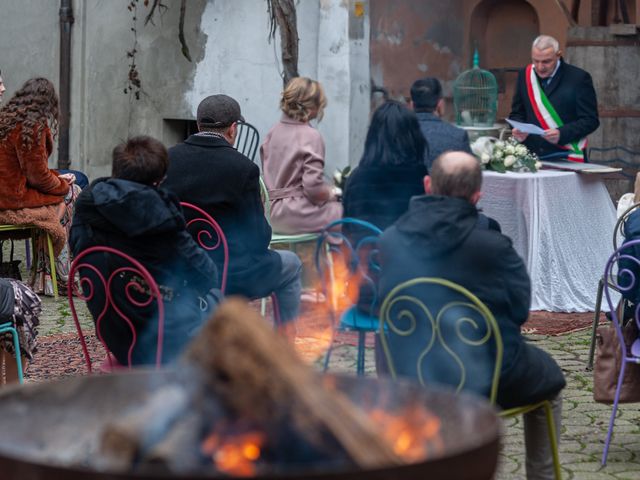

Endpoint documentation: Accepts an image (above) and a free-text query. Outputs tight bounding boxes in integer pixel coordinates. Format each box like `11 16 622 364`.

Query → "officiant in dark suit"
509 35 599 162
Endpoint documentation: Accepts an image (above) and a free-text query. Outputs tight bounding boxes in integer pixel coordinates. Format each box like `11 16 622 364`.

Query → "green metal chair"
0 225 58 298
379 277 561 479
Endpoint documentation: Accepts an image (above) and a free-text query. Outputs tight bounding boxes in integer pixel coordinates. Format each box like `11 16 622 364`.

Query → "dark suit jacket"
164 135 282 299
416 112 471 170
510 59 599 160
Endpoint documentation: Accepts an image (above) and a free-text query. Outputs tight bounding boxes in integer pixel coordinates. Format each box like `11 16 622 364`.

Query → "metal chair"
180 201 282 328
600 239 640 465
0 225 58 298
0 321 23 384
180 202 229 294
68 246 165 372
315 218 383 376
587 202 640 370
379 277 561 479
233 121 260 163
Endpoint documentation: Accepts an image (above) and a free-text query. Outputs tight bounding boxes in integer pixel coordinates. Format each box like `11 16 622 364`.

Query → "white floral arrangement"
471 136 541 173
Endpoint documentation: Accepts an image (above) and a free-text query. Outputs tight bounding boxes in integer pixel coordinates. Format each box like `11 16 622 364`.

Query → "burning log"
182 298 404 469
97 385 189 470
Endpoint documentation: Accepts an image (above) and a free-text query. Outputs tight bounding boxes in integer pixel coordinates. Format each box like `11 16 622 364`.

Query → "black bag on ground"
0 240 22 281
593 322 640 404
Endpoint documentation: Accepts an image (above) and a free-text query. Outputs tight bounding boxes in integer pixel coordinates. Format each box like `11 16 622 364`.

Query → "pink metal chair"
180 202 283 329
68 246 165 373
601 238 640 465
180 202 229 294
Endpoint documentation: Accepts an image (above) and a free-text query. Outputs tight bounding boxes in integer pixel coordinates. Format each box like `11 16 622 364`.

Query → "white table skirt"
478 170 617 312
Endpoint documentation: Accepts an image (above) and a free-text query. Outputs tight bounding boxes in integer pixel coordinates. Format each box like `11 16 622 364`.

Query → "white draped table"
478 170 616 312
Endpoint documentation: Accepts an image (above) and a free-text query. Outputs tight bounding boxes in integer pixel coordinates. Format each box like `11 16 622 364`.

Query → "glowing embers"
201 423 265 477
369 405 443 462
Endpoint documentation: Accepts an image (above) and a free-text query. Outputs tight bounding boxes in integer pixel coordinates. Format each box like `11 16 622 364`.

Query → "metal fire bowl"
0 370 500 480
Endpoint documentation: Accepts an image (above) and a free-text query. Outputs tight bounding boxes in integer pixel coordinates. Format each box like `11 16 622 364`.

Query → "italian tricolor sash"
525 64 587 162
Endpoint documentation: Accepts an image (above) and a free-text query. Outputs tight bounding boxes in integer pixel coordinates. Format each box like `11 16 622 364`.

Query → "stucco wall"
1 0 365 180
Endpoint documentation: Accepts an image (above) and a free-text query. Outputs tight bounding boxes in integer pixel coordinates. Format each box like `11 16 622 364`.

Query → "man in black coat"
379 151 565 480
163 94 302 327
510 35 599 162
410 77 471 170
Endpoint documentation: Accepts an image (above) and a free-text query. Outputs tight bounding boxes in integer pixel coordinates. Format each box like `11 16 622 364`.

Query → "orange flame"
201 430 265 477
369 405 443 462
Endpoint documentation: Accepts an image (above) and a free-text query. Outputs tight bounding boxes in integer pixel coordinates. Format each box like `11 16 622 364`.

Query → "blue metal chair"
379 277 561 479
0 314 24 384
600 238 640 465
314 218 383 376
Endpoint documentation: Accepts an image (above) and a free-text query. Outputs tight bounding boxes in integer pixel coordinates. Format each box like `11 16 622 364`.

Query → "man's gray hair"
532 35 560 53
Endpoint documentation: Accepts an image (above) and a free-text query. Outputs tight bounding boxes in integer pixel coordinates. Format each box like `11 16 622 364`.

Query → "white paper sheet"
506 118 546 135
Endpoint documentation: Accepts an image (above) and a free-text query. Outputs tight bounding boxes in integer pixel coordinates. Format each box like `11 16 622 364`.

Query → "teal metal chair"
0 320 24 384
0 224 58 298
315 218 383 376
379 277 561 479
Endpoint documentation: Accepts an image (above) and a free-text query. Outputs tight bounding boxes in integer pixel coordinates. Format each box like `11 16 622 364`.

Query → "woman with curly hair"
0 78 79 296
260 77 342 234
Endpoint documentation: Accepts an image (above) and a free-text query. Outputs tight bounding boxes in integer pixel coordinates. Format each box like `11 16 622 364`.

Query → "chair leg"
24 239 31 270
357 331 366 376
323 343 334 372
587 278 604 370
542 400 562 480
602 360 627 465
46 234 58 299
7 326 24 384
270 293 281 329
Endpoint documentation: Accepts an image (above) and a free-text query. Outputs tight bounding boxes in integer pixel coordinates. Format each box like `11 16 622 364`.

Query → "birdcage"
453 51 498 127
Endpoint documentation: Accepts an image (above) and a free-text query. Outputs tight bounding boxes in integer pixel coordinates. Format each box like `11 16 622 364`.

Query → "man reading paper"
509 35 599 162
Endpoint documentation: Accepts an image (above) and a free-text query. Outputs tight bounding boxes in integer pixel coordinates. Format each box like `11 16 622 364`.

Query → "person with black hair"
410 77 471 170
70 136 220 365
341 101 428 316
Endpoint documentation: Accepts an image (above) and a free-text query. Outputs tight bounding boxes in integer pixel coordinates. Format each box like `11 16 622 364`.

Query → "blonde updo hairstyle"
280 77 327 122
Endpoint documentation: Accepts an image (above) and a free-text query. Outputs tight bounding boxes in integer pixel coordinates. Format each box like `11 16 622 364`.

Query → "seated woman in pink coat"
260 77 342 234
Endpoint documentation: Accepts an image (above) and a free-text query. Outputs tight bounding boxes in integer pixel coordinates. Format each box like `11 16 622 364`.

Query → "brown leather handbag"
593 322 640 404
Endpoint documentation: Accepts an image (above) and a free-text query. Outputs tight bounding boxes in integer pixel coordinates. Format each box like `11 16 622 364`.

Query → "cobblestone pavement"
24 295 640 479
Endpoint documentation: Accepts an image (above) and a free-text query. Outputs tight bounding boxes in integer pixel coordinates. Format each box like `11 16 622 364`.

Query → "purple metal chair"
68 246 165 373
601 238 640 465
180 202 229 295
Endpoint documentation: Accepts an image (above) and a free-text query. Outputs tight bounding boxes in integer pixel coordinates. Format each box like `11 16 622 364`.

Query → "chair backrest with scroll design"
68 246 165 373
180 202 229 294
315 218 383 318
613 202 640 250
233 121 260 163
379 277 502 404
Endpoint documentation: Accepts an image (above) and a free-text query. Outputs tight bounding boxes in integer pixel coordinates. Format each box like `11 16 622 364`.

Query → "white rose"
493 150 504 160
504 155 517 168
333 170 342 184
480 153 491 165
515 145 527 156
495 140 505 149
535 161 542 170
505 145 515 155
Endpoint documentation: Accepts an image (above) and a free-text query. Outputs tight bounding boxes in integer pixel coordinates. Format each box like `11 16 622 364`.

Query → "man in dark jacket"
510 35 599 162
410 77 472 170
379 151 565 480
163 94 302 327
70 136 220 365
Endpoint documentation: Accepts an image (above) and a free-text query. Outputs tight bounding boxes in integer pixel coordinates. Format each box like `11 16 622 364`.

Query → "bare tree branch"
267 0 299 87
178 0 192 62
